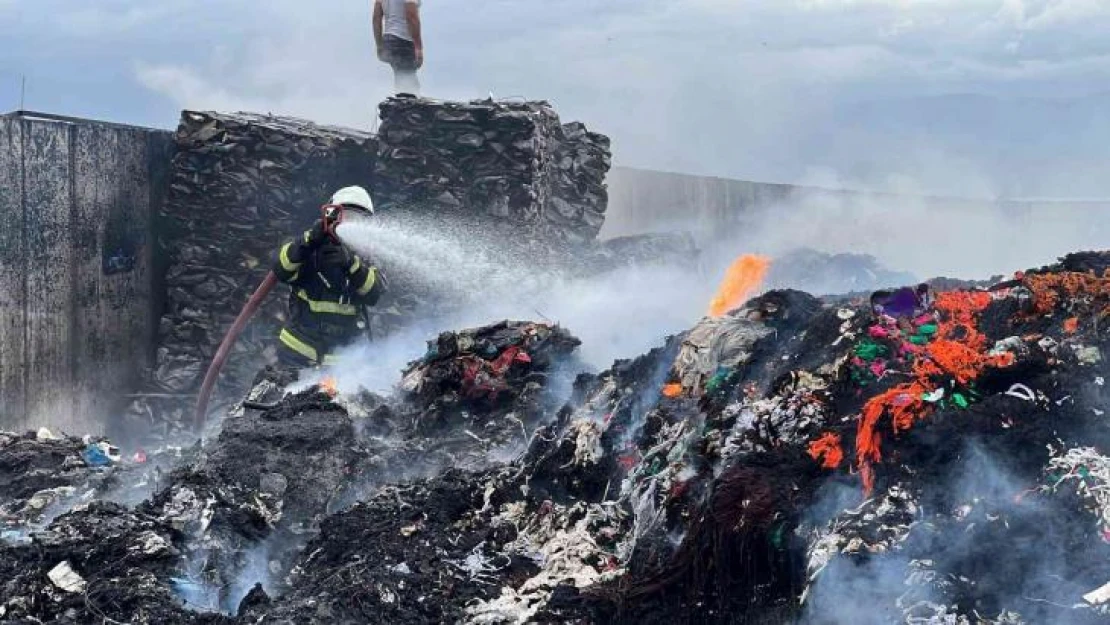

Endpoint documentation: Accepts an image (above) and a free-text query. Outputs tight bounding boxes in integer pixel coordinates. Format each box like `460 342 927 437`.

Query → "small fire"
1064 316 1079 334
662 383 683 398
319 376 338 397
707 254 771 318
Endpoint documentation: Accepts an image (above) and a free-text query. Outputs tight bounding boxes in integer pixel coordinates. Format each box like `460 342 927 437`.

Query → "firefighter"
272 186 384 367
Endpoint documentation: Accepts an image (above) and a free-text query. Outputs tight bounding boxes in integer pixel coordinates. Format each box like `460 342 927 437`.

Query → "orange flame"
1063 317 1079 334
319 376 338 398
707 255 771 318
661 383 683 398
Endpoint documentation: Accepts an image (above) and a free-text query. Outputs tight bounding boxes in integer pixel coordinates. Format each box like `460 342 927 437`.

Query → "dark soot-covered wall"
0 112 172 434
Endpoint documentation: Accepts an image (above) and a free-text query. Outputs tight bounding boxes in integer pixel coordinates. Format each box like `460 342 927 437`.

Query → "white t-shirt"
381 0 420 42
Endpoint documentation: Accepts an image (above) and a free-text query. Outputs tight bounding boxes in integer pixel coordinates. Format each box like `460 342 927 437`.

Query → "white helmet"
330 186 374 215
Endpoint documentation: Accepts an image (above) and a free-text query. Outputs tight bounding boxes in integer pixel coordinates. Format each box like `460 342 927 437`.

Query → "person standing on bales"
373 0 423 95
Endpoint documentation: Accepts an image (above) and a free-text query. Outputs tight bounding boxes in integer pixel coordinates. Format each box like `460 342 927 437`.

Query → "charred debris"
2 251 1109 624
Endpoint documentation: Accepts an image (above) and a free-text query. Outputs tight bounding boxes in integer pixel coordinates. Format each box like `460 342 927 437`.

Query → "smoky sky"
5 0 1110 197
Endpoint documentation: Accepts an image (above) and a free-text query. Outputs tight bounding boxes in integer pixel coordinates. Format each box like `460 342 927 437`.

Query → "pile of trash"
396 320 582 462
0 429 175 545
4 251 1110 624
375 96 611 243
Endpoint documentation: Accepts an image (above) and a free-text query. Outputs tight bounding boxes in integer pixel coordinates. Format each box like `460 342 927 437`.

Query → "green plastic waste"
770 523 786 549
952 393 969 408
855 340 888 361
916 323 938 336
706 367 733 395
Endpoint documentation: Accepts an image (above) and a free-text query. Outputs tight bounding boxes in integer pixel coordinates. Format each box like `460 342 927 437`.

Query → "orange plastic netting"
1022 271 1110 317
852 289 1010 494
808 432 844 469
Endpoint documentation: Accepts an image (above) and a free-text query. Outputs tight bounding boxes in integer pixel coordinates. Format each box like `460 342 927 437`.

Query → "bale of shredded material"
375 96 611 244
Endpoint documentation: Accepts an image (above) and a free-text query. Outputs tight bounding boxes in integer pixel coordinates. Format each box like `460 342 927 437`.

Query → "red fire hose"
193 272 278 430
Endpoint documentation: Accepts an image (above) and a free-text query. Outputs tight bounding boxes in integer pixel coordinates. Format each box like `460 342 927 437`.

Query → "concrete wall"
603 166 796 239
0 112 172 434
604 166 1110 242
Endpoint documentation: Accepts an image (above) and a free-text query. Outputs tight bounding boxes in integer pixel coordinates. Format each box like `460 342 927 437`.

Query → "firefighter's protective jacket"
273 231 383 365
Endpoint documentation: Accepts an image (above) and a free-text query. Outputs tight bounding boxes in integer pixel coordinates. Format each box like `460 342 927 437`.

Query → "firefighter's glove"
304 219 330 249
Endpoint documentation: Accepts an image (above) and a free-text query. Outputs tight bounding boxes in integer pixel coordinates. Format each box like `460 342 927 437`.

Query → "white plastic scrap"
832 313 859 347
36 427 59 441
801 485 919 603
447 541 509 584
47 561 87 594
162 488 215 536
1084 580 1110 605
990 336 1028 359
922 388 946 403
720 390 828 458
1075 346 1103 366
1037 336 1059 353
1043 447 1110 532
400 367 425 393
469 502 623 623
1004 384 1037 402
24 486 76 512
569 419 603 466
132 530 174 557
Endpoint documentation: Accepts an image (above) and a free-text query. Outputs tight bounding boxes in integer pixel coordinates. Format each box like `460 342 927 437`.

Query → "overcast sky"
5 0 1110 197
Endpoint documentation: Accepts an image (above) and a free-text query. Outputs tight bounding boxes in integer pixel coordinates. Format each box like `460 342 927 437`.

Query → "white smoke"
291 213 721 396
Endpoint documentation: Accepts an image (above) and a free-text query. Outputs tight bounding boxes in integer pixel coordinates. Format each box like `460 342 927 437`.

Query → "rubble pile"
374 96 612 244
386 321 582 468
0 501 217 624
128 111 377 437
0 429 176 545
0 431 115 543
4 251 1109 624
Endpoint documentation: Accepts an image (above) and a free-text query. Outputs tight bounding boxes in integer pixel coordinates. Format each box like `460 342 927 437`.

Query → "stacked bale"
374 96 611 243
549 121 610 242
128 112 376 434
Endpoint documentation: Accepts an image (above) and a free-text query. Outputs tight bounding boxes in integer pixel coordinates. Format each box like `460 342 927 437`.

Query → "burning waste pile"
2 250 1109 624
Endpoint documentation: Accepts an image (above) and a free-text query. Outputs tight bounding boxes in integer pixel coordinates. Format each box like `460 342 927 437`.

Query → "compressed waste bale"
374 96 611 244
